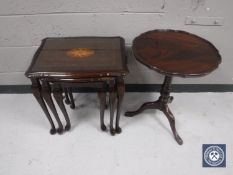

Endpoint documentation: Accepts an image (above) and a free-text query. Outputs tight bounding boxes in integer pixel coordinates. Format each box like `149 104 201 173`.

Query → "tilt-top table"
125 30 221 145
26 37 128 135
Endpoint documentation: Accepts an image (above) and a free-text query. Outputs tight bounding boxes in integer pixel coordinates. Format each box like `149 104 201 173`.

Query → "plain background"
0 0 232 85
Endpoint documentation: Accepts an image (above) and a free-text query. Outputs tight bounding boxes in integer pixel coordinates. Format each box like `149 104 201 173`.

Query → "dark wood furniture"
26 37 128 135
125 30 221 145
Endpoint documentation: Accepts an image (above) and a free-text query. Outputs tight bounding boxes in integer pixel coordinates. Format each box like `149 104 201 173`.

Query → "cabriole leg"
98 87 107 131
53 84 71 131
31 78 56 134
109 80 116 135
115 77 125 134
41 81 63 134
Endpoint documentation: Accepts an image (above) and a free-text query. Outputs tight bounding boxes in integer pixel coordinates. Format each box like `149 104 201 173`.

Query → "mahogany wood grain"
26 37 128 79
53 84 71 131
126 29 221 145
41 81 64 134
26 37 128 135
31 78 56 134
132 29 221 77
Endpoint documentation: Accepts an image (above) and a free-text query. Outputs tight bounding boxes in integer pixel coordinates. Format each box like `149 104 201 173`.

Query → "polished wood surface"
26 37 128 78
133 29 221 77
26 37 128 135
126 30 222 145
31 78 56 135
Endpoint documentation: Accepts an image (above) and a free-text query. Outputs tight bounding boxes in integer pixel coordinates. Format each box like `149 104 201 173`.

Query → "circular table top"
132 30 221 77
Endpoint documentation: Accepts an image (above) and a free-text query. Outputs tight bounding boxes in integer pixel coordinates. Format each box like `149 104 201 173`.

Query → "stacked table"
26 37 129 135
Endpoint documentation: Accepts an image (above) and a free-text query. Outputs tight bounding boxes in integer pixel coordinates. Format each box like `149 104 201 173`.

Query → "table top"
26 37 128 79
132 30 221 77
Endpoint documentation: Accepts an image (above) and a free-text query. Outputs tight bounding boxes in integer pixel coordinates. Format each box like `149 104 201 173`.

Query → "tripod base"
125 76 183 145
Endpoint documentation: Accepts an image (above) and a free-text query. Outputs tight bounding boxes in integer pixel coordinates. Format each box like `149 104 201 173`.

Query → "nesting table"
26 37 128 135
125 30 221 145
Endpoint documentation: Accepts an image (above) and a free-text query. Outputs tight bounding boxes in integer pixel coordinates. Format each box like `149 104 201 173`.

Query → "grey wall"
0 0 232 85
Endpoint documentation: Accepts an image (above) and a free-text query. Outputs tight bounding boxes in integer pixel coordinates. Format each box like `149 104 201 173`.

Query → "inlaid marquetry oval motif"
66 48 94 58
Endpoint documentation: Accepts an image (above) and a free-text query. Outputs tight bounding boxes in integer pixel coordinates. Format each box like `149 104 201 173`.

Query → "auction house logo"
203 144 226 167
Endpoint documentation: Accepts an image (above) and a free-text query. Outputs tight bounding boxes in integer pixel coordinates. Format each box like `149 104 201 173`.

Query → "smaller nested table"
26 37 128 135
125 30 221 145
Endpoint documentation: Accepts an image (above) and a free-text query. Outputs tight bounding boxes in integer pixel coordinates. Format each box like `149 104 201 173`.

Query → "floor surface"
0 93 232 175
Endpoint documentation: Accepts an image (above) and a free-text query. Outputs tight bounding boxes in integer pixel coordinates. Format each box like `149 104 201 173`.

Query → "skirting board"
0 84 233 94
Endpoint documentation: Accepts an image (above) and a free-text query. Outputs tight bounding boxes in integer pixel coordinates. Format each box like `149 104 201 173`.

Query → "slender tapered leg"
109 80 116 135
67 88 75 109
41 81 63 134
53 84 71 131
31 78 56 134
158 76 183 145
64 88 71 105
125 76 183 145
162 105 183 145
115 77 125 134
105 94 109 109
98 87 107 131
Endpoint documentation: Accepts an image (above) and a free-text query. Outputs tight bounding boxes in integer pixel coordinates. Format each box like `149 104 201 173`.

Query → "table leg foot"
110 129 115 136
50 128 57 135
162 105 183 145
101 124 107 131
65 124 71 131
42 81 64 134
57 128 63 134
175 134 183 145
53 84 71 132
115 127 122 134
65 99 70 105
70 104 75 109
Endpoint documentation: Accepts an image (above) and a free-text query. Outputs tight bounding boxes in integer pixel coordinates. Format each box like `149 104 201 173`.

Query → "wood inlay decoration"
66 48 94 58
25 37 129 136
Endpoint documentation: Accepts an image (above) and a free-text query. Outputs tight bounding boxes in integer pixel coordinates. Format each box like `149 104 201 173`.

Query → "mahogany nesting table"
125 30 221 145
26 37 128 135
